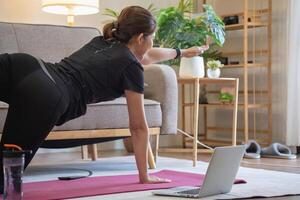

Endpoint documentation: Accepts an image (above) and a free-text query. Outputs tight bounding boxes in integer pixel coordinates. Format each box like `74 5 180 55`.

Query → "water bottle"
2 149 26 200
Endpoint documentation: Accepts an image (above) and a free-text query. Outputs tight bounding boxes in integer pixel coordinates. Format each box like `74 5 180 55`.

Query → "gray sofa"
0 22 178 167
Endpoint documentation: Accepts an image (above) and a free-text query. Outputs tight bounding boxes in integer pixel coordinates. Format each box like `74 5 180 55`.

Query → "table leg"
181 84 186 148
232 79 239 146
193 79 200 166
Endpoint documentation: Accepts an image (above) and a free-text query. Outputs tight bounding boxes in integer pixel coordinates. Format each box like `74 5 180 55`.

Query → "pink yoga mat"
21 170 246 200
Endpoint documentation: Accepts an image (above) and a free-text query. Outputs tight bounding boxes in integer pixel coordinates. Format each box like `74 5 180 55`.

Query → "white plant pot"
207 68 221 78
179 56 205 78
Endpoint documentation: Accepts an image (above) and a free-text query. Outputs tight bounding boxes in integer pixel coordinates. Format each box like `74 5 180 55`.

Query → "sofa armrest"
143 64 178 135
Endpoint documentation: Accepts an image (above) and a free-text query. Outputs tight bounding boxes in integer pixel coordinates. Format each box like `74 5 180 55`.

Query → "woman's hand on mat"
140 175 171 184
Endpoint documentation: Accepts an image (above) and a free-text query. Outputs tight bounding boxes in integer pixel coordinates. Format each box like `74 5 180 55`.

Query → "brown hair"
103 6 156 43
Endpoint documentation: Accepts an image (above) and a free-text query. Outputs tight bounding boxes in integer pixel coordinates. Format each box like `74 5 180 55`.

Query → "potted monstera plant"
155 0 225 77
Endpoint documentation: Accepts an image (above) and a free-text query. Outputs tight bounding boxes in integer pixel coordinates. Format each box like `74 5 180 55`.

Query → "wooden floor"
159 151 300 174
31 149 300 200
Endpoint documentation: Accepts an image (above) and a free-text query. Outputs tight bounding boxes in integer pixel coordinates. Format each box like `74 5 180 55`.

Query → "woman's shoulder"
115 50 143 71
88 36 107 46
115 43 143 69
87 37 143 70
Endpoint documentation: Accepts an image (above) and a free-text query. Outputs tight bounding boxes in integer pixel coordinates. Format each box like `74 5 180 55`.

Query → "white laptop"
152 145 246 198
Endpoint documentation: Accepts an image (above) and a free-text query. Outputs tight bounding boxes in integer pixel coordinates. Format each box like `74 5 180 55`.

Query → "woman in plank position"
0 6 208 191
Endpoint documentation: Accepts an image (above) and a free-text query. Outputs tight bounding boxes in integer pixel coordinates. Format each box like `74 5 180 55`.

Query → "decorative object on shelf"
207 68 220 78
245 15 262 23
199 85 208 104
155 1 225 67
206 59 224 78
223 15 239 25
219 56 228 65
229 60 254 65
179 56 205 78
41 0 99 26
219 87 235 104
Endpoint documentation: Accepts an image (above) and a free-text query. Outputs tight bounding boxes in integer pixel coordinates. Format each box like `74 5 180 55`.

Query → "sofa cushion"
0 22 100 63
0 23 19 54
0 97 162 133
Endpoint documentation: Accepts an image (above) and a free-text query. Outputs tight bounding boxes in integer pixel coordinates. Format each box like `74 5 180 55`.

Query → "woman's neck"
126 43 142 62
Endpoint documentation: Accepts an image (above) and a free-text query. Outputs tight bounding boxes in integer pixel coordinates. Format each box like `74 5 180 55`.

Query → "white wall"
0 0 178 28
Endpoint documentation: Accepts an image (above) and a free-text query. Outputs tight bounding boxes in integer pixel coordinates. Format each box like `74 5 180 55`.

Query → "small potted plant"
219 92 234 104
206 59 224 78
219 87 234 104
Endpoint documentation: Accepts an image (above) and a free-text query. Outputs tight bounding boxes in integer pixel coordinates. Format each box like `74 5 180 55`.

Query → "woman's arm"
125 90 170 184
141 45 209 65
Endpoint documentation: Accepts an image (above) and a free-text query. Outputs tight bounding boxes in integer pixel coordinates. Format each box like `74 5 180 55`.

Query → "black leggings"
0 53 68 187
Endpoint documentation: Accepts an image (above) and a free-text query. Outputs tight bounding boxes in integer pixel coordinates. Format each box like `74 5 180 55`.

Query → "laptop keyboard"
177 188 200 195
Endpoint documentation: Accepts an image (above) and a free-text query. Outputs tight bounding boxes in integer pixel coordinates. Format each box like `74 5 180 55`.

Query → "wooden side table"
177 77 239 166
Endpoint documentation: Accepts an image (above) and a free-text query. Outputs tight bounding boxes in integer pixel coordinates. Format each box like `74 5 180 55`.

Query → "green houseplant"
154 0 225 78
219 92 234 104
155 0 225 66
103 1 224 62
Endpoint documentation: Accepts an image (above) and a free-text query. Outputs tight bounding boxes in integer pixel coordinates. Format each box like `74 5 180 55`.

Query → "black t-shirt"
46 36 144 125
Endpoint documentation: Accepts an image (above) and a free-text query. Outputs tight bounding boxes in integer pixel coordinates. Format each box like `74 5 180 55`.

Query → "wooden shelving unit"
227 0 272 146
223 63 268 68
183 0 272 148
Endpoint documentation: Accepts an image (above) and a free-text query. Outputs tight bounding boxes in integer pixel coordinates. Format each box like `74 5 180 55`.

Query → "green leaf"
103 4 158 20
102 8 119 19
147 3 158 15
203 4 225 46
177 0 193 14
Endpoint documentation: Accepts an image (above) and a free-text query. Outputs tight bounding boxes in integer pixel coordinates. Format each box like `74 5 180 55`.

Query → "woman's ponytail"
103 22 115 40
102 6 156 44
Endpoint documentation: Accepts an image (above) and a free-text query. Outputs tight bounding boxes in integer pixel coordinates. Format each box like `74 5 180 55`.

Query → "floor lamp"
42 0 99 26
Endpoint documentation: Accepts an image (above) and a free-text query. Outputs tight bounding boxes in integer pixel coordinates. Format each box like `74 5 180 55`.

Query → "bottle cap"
2 144 32 158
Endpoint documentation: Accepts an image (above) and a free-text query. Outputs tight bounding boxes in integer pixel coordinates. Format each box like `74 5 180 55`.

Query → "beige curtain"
286 0 300 146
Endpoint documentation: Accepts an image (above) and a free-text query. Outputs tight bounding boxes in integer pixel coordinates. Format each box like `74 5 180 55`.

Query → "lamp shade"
42 0 99 16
